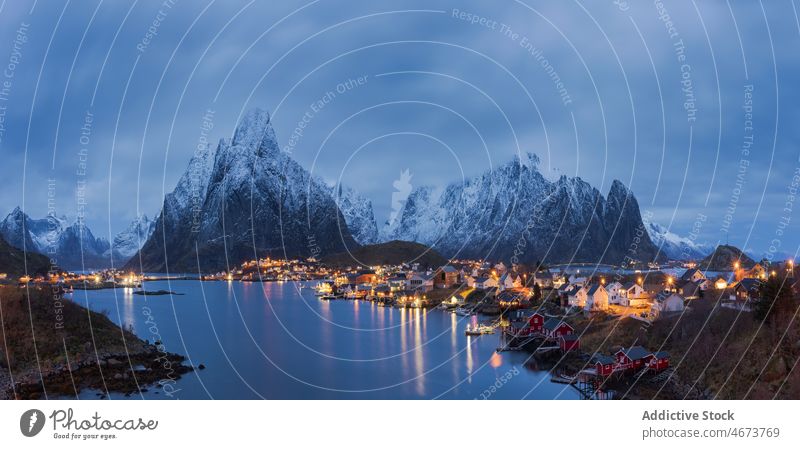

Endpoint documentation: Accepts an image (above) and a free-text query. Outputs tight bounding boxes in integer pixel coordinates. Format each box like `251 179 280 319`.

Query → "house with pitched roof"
621 281 649 307
584 284 609 311
615 346 651 371
652 291 685 316
680 268 707 283
567 285 588 308
606 281 624 304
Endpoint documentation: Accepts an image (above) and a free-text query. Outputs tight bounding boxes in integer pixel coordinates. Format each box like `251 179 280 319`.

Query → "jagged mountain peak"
0 208 155 269
129 107 358 272
231 107 277 154
384 156 659 264
330 183 379 245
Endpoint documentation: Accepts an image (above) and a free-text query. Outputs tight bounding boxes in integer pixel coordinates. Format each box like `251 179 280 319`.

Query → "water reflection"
76 280 580 399
413 308 425 396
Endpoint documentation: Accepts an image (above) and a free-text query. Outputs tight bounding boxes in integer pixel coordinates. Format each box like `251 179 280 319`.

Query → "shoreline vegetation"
0 286 192 400
522 283 800 400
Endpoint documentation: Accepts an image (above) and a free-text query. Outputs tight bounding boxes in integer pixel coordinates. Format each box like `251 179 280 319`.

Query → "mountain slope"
699 245 755 271
330 184 378 245
129 108 358 272
645 221 713 261
109 215 155 261
322 240 446 269
0 234 50 276
383 154 660 264
0 209 154 270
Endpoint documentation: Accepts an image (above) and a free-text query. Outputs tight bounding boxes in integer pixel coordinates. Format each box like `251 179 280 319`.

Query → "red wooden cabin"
543 318 574 339
593 355 616 377
645 351 670 372
528 312 545 333
615 346 650 371
559 334 580 352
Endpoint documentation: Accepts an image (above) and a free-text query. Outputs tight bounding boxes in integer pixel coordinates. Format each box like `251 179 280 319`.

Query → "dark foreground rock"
7 349 193 399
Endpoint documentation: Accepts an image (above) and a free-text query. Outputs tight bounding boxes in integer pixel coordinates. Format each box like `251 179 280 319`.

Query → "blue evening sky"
0 0 798 258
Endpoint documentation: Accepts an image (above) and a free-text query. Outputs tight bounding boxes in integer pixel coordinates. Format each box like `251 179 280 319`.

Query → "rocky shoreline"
2 347 193 400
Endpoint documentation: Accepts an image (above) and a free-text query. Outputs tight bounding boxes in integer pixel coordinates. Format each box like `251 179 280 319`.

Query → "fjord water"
77 280 578 399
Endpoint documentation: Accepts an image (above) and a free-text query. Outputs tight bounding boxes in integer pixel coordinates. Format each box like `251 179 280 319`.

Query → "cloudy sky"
0 0 798 258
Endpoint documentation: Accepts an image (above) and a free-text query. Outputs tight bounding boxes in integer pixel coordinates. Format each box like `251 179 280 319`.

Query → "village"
3 252 798 399
203 253 800 397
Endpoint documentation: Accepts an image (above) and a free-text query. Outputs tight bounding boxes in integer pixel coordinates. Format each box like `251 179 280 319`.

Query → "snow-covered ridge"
130 107 359 272
380 153 660 263
644 221 713 261
0 207 155 269
329 183 378 245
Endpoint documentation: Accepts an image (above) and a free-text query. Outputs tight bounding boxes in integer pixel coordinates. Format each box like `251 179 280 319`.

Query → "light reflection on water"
77 280 580 400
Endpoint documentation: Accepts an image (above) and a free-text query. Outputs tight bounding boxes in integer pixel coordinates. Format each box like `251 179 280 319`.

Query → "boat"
478 324 495 334
455 307 474 316
437 302 450 310
465 324 495 335
320 294 336 300
465 325 483 336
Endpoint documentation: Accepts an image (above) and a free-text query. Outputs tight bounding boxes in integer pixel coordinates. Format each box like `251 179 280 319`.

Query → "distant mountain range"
644 221 714 261
0 107 725 274
0 207 154 270
128 108 670 270
381 153 662 264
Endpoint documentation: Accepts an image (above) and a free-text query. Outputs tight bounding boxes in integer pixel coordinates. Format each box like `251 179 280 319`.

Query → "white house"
512 275 524 288
463 275 476 288
606 281 624 304
584 284 609 311
498 273 515 291
568 285 588 308
568 275 587 286
622 282 648 307
680 268 707 283
407 273 434 292
472 277 497 290
652 291 685 316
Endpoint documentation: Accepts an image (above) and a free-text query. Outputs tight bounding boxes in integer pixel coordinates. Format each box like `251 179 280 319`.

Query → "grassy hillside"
322 240 448 269
0 235 50 277
0 286 189 398
567 290 800 399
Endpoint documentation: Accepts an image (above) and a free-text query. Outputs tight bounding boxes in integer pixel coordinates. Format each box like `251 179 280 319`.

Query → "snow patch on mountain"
110 214 156 259
381 153 660 264
1 208 156 269
330 184 378 245
644 221 712 261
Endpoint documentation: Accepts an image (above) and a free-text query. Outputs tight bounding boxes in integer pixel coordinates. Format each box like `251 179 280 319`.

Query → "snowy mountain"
110 214 156 260
0 208 155 269
0 207 63 253
382 153 661 264
330 184 379 245
129 108 358 272
644 221 712 261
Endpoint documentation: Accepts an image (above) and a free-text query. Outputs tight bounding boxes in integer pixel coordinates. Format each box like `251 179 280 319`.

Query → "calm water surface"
76 280 579 399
